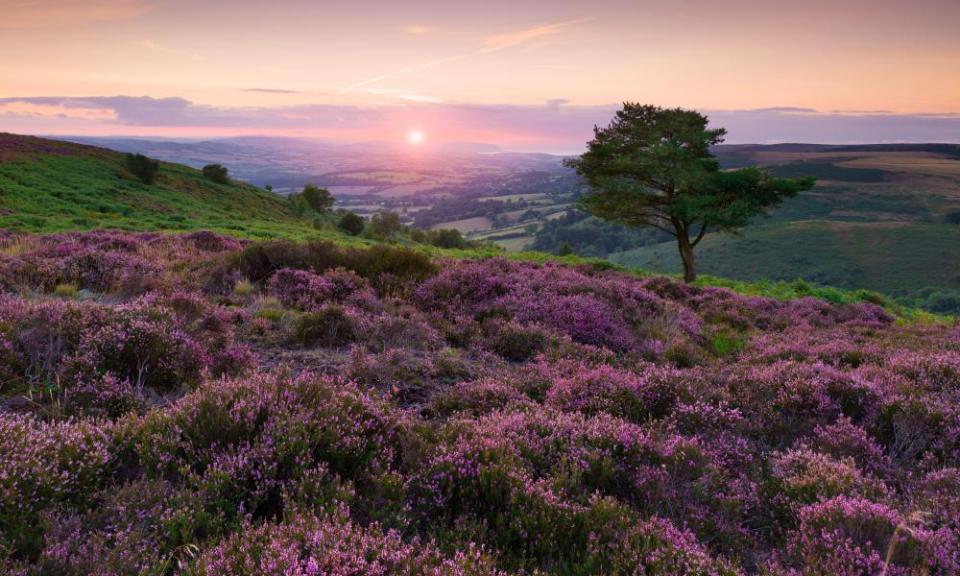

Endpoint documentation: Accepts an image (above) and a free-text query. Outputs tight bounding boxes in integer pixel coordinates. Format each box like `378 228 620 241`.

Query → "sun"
407 130 425 145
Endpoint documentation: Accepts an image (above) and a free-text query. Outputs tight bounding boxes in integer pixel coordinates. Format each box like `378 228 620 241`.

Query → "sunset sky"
2 0 959 150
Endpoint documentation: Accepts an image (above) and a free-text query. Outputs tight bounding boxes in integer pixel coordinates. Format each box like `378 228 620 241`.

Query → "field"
1 230 958 575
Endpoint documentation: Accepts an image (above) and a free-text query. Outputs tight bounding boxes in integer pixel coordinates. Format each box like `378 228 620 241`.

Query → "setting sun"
407 130 425 145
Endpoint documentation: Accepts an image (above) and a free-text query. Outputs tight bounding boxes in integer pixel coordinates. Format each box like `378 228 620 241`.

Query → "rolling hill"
609 144 960 312
0 133 324 239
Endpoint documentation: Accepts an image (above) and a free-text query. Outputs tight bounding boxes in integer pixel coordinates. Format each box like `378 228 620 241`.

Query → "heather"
1 230 958 574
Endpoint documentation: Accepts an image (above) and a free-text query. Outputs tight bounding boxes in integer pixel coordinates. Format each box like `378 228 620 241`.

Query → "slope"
0 133 325 239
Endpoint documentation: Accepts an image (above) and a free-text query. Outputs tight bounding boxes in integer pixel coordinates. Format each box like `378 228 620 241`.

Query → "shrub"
193 506 502 576
201 163 230 184
545 362 683 422
268 268 333 310
29 480 176 574
777 496 957 574
429 378 531 417
411 227 471 249
0 414 112 561
183 230 242 252
237 240 436 292
294 305 359 347
483 320 549 361
369 211 403 238
338 211 365 235
767 448 889 519
125 153 159 184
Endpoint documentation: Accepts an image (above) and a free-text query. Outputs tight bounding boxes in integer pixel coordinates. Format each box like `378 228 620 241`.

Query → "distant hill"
611 143 960 312
0 133 322 238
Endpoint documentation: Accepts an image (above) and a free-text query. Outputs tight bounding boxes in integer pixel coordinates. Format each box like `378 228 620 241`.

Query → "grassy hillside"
0 133 330 239
610 144 960 312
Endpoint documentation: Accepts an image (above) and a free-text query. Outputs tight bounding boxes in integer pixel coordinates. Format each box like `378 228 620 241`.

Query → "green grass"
611 221 960 295
0 137 337 240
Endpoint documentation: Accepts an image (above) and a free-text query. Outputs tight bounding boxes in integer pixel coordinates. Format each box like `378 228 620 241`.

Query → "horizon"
2 0 959 152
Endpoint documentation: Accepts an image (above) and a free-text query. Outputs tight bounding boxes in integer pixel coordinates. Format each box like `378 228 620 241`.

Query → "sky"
2 0 959 151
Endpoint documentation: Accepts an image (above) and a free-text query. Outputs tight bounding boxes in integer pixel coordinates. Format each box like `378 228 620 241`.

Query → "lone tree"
202 164 230 184
301 184 335 213
567 104 814 282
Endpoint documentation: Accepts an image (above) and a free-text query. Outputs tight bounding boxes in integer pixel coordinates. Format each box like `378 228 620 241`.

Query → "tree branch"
691 223 708 246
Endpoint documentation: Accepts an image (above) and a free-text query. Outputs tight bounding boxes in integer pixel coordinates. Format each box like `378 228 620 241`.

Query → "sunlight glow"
407 129 425 145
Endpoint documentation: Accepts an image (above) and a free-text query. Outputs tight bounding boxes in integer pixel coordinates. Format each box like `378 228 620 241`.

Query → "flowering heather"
1 230 959 574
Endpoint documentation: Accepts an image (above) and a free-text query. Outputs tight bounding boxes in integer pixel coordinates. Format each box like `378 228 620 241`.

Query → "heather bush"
767 448 890 521
429 378 532 417
238 240 436 292
119 372 399 543
411 408 756 559
545 362 685 422
415 259 675 352
2 231 960 574
183 230 244 252
776 496 958 575
193 506 503 576
268 268 334 310
27 480 177 575
364 308 442 352
482 319 550 361
0 414 113 561
72 302 210 391
293 305 362 348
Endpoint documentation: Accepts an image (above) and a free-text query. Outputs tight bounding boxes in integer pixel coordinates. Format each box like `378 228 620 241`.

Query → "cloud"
0 101 117 121
343 55 468 92
480 18 592 54
343 18 591 96
0 96 385 130
242 88 305 94
3 96 960 150
703 107 960 144
2 0 151 29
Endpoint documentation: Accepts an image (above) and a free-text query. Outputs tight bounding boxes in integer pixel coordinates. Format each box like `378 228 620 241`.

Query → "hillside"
1 230 958 574
609 144 960 312
0 133 324 239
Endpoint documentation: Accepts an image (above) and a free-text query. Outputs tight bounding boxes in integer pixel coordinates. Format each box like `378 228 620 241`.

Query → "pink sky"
2 0 959 149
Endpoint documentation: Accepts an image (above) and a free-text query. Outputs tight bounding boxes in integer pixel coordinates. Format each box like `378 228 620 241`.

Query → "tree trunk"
677 235 696 283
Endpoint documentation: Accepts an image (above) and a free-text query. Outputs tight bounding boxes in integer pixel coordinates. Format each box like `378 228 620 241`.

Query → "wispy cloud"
344 55 467 92
343 18 592 96
242 88 304 94
480 18 592 54
2 0 151 29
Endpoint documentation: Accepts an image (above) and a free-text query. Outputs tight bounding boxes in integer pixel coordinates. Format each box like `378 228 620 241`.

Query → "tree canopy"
202 164 230 184
566 103 814 281
301 184 335 213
